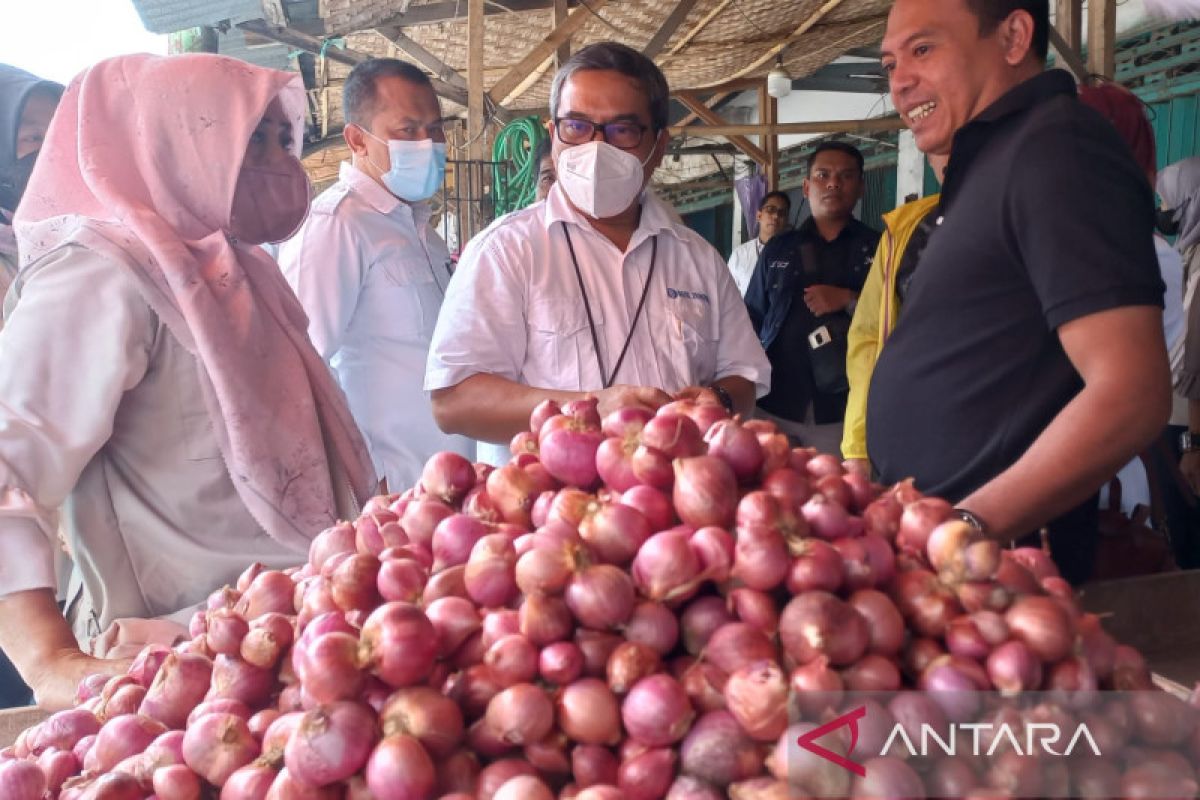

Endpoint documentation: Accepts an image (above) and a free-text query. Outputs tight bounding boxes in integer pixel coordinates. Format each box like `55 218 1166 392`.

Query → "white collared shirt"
425 184 771 466
279 162 473 490
726 238 764 297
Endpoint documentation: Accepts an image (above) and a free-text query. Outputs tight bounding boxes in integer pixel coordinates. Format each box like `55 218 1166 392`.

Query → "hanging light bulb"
766 54 792 99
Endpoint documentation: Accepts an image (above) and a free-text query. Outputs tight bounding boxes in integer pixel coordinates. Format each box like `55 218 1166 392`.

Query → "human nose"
889 59 916 101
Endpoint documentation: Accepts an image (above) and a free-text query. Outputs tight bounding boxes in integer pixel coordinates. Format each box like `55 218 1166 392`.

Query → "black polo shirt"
756 217 878 424
866 70 1163 571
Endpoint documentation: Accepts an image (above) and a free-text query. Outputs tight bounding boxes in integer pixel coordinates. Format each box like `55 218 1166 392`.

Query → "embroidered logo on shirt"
768 260 789 270
666 287 711 304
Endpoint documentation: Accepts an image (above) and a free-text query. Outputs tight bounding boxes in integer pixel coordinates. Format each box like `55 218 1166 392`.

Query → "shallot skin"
0 429 1177 800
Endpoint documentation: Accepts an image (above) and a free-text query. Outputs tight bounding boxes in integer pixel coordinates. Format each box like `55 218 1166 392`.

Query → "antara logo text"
797 706 1102 775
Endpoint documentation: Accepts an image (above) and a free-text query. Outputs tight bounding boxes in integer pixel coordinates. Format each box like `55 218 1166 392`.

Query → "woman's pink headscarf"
14 53 377 551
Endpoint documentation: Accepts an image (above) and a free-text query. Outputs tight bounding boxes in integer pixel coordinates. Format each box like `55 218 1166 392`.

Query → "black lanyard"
561 222 658 389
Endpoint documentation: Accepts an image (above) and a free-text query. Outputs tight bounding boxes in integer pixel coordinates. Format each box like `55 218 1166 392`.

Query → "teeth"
907 101 936 121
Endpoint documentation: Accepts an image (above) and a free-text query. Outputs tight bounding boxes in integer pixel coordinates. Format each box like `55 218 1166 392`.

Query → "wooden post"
759 83 779 191
1056 0 1082 53
1087 0 1116 78
554 0 570 69
467 0 486 241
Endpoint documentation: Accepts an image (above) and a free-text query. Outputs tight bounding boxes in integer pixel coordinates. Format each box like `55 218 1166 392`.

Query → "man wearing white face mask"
426 42 770 462
279 59 473 491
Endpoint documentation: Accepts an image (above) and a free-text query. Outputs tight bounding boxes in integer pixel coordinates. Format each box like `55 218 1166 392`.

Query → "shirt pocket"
668 299 718 386
525 299 600 391
363 259 443 342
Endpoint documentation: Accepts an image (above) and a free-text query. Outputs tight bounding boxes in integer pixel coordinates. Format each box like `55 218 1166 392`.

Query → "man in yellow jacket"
842 158 945 474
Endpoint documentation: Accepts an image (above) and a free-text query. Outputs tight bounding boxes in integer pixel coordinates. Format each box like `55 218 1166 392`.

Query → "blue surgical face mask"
361 129 446 202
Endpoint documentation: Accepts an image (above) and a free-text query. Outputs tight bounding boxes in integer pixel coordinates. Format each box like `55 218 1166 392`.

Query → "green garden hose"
492 116 547 216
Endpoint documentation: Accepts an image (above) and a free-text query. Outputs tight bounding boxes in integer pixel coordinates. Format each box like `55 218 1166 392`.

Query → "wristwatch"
709 383 735 414
1181 431 1200 454
952 507 989 536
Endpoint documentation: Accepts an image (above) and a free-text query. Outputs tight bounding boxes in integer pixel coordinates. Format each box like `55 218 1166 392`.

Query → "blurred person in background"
727 191 791 297
1161 158 1200 526
534 135 556 202
0 63 64 709
0 65 62 308
1078 81 1199 569
745 142 879 456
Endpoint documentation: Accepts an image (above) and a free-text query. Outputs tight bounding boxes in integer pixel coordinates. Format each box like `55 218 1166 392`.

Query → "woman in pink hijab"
0 53 376 709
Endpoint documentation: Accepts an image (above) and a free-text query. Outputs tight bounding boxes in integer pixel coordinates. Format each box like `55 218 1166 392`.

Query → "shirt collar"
542 183 685 248
942 69 1075 209
339 161 430 223
969 68 1075 128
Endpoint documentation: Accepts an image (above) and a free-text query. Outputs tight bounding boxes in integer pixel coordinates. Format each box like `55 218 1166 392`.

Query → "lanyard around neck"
560 221 658 389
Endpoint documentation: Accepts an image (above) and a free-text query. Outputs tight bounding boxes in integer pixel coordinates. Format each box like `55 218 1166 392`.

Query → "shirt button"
935 216 944 226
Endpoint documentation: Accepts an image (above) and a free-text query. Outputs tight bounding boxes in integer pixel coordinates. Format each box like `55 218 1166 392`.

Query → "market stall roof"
130 0 892 123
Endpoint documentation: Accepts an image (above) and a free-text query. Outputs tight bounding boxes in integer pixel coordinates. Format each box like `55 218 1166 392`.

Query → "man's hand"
675 385 723 407
804 285 855 316
28 648 131 711
595 385 673 419
1182 451 1200 495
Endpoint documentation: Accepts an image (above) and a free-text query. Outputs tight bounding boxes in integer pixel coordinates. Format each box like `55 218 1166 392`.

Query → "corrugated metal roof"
217 27 294 71
130 0 262 35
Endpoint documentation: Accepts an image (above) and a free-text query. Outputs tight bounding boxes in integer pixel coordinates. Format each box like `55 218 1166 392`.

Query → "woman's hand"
28 648 131 711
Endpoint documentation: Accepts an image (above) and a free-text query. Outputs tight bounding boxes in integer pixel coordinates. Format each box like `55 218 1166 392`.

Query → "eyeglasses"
759 205 789 217
553 117 652 150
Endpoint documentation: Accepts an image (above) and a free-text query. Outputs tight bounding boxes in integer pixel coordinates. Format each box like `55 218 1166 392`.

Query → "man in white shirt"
726 190 790 297
426 42 770 463
279 59 472 491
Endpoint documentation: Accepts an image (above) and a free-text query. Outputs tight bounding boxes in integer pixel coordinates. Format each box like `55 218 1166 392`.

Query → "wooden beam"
659 0 734 63
236 19 470 107
1087 0 1116 78
697 0 852 86
1048 27 1088 81
676 91 767 166
676 77 764 95
388 29 469 90
486 0 606 107
643 0 701 59
667 116 906 137
468 0 486 162
673 91 732 128
759 83 779 190
1056 0 1083 53
554 0 570 68
376 0 575 29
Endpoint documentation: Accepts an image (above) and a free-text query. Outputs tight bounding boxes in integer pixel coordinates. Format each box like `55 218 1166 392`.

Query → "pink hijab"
14 53 376 551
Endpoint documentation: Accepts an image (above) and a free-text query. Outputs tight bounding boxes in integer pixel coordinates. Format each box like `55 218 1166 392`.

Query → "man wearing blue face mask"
279 59 473 492
426 42 770 463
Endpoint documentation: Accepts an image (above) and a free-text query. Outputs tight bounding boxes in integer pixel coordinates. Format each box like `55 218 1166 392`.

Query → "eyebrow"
560 111 645 124
880 28 937 58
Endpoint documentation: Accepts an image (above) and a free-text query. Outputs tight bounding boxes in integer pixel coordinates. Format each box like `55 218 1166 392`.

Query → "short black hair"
759 191 791 211
965 0 1049 61
550 42 670 132
343 58 432 127
807 141 865 174
533 134 553 166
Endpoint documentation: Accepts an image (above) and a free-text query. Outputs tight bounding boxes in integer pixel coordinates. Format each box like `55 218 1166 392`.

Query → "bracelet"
952 507 989 536
709 383 735 414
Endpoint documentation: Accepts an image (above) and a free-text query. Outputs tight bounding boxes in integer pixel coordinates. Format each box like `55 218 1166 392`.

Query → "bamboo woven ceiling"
318 0 891 114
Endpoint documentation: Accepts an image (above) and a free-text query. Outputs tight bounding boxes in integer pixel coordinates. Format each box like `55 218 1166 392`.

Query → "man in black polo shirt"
868 0 1170 582
745 143 879 456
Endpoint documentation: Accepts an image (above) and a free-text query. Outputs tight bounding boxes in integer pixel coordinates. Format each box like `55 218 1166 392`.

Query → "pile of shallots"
0 396 1183 800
